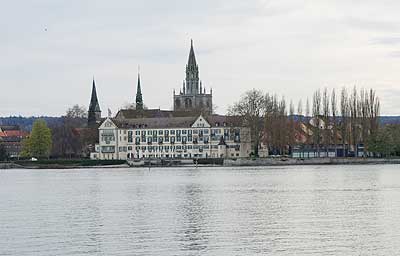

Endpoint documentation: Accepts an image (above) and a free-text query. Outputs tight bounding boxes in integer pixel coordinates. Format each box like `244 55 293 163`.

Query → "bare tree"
297 99 304 157
340 87 349 157
228 89 265 156
288 100 295 155
331 88 338 156
349 86 359 156
66 105 87 119
322 88 330 156
312 89 322 157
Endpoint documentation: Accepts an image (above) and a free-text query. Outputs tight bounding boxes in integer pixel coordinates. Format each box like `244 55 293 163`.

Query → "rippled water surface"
1 165 400 255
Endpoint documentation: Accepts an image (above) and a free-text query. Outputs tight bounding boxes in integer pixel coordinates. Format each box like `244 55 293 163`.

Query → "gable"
191 115 210 128
99 118 117 129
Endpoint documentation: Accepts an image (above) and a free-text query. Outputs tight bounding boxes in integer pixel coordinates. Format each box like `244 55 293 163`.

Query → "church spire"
185 39 200 94
88 78 101 126
187 39 197 67
135 70 144 110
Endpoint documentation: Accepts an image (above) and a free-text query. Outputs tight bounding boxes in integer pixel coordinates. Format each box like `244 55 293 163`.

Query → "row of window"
120 128 240 136
118 144 224 153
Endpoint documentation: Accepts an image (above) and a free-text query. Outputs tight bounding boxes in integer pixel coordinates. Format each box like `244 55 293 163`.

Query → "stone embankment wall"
224 157 400 166
0 163 23 169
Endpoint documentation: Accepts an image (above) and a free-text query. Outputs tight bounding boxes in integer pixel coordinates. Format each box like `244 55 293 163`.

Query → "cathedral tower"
174 40 213 114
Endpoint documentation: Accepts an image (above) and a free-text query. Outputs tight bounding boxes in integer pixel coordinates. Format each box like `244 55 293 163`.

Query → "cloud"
1 1 400 116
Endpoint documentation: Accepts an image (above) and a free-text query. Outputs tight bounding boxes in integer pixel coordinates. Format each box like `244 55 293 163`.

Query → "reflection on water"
1 165 400 255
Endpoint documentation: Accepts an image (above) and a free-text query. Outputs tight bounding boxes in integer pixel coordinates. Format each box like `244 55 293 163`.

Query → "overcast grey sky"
1 0 400 116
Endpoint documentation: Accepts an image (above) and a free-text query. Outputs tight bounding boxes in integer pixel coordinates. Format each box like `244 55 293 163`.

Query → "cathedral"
89 40 255 160
88 40 214 122
173 40 213 114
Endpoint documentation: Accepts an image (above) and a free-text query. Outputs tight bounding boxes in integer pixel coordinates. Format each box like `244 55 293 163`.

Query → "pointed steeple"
88 78 101 126
135 71 144 110
185 39 200 95
187 39 197 67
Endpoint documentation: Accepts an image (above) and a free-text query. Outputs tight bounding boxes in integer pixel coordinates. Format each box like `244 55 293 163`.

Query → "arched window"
185 98 192 108
175 99 181 108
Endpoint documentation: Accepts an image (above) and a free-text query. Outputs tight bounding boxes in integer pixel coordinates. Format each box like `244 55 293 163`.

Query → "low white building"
91 115 252 160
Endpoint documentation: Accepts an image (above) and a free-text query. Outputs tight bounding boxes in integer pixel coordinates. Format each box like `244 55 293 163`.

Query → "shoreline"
2 157 400 169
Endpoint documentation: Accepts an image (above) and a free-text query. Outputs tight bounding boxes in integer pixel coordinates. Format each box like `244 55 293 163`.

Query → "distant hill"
0 116 63 131
379 116 400 125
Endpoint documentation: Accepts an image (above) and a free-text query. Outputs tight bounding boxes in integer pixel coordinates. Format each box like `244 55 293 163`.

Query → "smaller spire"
135 69 144 110
88 78 101 126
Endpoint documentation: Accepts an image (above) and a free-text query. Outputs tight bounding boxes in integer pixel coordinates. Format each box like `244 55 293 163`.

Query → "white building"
91 115 252 160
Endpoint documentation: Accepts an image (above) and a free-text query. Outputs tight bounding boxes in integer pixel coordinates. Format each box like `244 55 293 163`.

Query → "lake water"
1 165 400 255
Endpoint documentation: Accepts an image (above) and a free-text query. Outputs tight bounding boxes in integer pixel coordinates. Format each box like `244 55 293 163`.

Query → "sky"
1 0 400 116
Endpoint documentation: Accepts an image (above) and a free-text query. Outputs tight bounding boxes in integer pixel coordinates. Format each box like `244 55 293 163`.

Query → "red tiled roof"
0 130 29 138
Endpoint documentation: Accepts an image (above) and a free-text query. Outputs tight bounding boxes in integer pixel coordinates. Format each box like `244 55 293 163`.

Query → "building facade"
173 40 212 114
0 126 29 158
90 40 255 160
91 115 252 160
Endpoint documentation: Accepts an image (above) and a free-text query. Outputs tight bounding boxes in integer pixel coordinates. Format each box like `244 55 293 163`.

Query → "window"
158 130 163 135
128 131 133 142
101 146 115 153
182 130 187 135
170 130 175 135
135 131 140 136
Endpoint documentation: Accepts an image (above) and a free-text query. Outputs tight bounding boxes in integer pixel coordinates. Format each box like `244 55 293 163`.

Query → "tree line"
20 105 97 159
229 87 383 157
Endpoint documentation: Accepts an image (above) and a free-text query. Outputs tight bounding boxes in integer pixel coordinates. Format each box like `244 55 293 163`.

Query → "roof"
0 130 29 138
89 79 101 112
0 125 20 131
109 114 244 130
115 109 208 119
